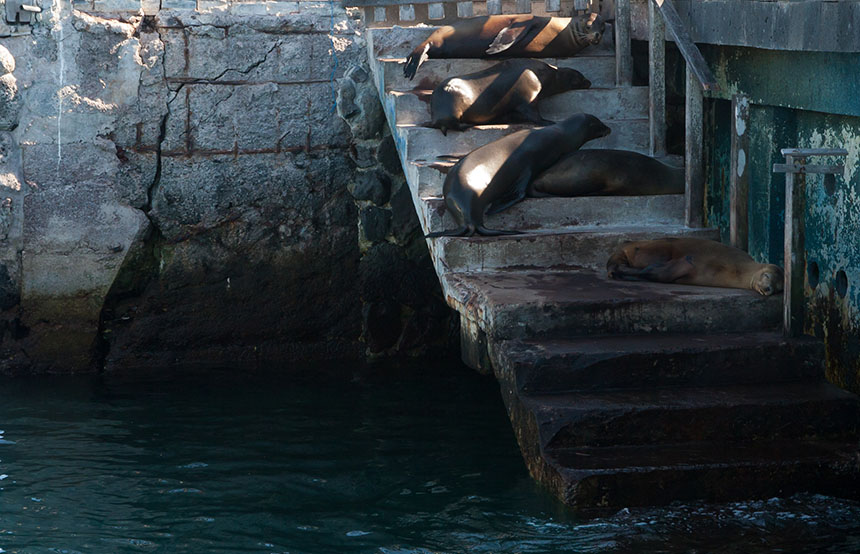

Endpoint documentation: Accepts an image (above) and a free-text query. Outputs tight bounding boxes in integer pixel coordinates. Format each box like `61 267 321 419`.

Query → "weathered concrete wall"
699 45 860 394
0 0 452 372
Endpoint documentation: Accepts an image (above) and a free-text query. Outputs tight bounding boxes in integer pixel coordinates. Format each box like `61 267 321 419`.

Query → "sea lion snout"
583 12 605 44
752 265 785 296
557 67 591 90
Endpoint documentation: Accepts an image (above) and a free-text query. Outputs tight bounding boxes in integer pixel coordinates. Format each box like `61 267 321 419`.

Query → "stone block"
351 169 390 206
189 83 281 152
91 0 142 11
161 28 188 79
0 46 14 75
360 206 391 242
185 26 281 82
21 142 120 191
161 0 197 10
0 75 20 131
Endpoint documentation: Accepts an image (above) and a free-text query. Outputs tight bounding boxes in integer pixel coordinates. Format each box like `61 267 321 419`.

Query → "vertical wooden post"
783 154 806 337
648 0 666 158
615 0 632 87
730 94 750 251
685 65 704 228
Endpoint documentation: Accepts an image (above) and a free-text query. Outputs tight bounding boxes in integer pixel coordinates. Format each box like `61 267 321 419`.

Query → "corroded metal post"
773 148 847 337
684 65 704 228
730 94 750 250
615 0 632 86
648 0 666 157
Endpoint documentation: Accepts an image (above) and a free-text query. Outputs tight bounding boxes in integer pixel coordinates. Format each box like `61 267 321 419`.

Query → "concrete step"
520 382 860 449
379 56 618 92
431 225 717 274
441 267 782 339
402 119 650 160
544 440 860 513
419 195 686 235
368 24 615 61
390 86 650 126
492 332 825 394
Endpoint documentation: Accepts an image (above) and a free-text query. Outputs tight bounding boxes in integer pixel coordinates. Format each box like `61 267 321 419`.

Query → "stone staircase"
364 21 860 512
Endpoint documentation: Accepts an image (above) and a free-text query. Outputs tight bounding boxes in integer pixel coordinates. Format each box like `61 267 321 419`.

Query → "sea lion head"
751 264 784 296
572 12 605 46
582 113 612 140
556 67 591 91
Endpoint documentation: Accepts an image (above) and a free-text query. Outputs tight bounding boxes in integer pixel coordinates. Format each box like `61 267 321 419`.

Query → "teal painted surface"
699 45 860 393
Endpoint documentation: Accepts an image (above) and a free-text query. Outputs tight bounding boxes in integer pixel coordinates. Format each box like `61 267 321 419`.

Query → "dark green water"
0 362 858 554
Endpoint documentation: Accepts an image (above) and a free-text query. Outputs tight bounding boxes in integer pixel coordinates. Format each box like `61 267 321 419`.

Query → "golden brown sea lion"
403 13 605 80
430 59 591 134
426 113 611 237
606 238 784 295
529 149 685 196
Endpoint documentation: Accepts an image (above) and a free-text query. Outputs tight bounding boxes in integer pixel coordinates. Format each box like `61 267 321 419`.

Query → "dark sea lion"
606 237 784 295
403 13 605 80
529 149 685 197
430 59 591 135
426 113 611 238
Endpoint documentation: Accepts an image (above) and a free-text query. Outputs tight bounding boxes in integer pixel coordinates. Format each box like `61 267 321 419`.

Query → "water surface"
0 362 857 553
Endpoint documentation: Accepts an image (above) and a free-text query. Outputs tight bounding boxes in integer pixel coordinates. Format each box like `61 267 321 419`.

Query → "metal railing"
646 0 719 228
773 148 847 337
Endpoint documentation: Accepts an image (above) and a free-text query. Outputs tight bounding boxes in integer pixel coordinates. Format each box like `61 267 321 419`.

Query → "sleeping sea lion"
426 113 611 238
529 149 685 196
430 59 591 135
606 237 784 295
403 13 605 80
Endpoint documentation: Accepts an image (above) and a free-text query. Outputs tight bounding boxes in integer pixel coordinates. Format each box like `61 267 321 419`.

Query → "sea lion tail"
403 43 430 80
425 225 474 238
476 226 522 236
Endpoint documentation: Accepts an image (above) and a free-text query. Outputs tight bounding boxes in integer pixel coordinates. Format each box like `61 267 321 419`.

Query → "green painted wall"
697 45 860 394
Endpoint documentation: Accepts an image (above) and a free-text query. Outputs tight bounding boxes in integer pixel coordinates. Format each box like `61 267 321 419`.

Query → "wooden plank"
515 0 530 13
730 94 750 251
487 0 501 13
615 0 632 86
648 0 666 158
685 66 704 228
573 0 586 9
373 5 386 21
427 1 444 18
652 0 720 91
457 0 473 17
780 148 849 157
783 154 806 337
773 163 845 175
545 0 560 12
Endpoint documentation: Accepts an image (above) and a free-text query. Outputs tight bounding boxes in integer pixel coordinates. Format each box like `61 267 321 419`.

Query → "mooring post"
773 147 847 337
615 0 633 87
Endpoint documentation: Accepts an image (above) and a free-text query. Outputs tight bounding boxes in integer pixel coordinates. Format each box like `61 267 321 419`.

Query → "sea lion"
403 13 605 80
430 59 592 135
426 113 611 238
606 237 784 295
529 149 685 197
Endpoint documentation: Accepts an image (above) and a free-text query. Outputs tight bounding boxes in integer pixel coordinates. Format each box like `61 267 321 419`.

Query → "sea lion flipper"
476 226 522 236
485 22 534 55
485 168 532 215
513 104 554 126
404 43 431 80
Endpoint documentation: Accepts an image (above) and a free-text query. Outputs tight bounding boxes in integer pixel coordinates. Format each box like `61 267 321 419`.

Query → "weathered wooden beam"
685 65 704 228
782 154 805 337
780 148 849 157
648 0 666 158
515 0 531 13
615 0 633 87
730 94 749 251
651 0 720 91
545 0 560 12
487 0 501 14
773 163 846 175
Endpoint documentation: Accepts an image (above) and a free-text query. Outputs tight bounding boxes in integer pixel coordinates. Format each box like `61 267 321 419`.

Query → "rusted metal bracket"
5 0 42 25
773 147 847 338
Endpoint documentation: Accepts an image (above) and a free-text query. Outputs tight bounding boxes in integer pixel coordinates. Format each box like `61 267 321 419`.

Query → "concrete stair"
365 21 860 513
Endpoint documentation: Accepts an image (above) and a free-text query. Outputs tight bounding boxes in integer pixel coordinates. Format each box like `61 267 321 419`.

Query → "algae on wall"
700 45 860 394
